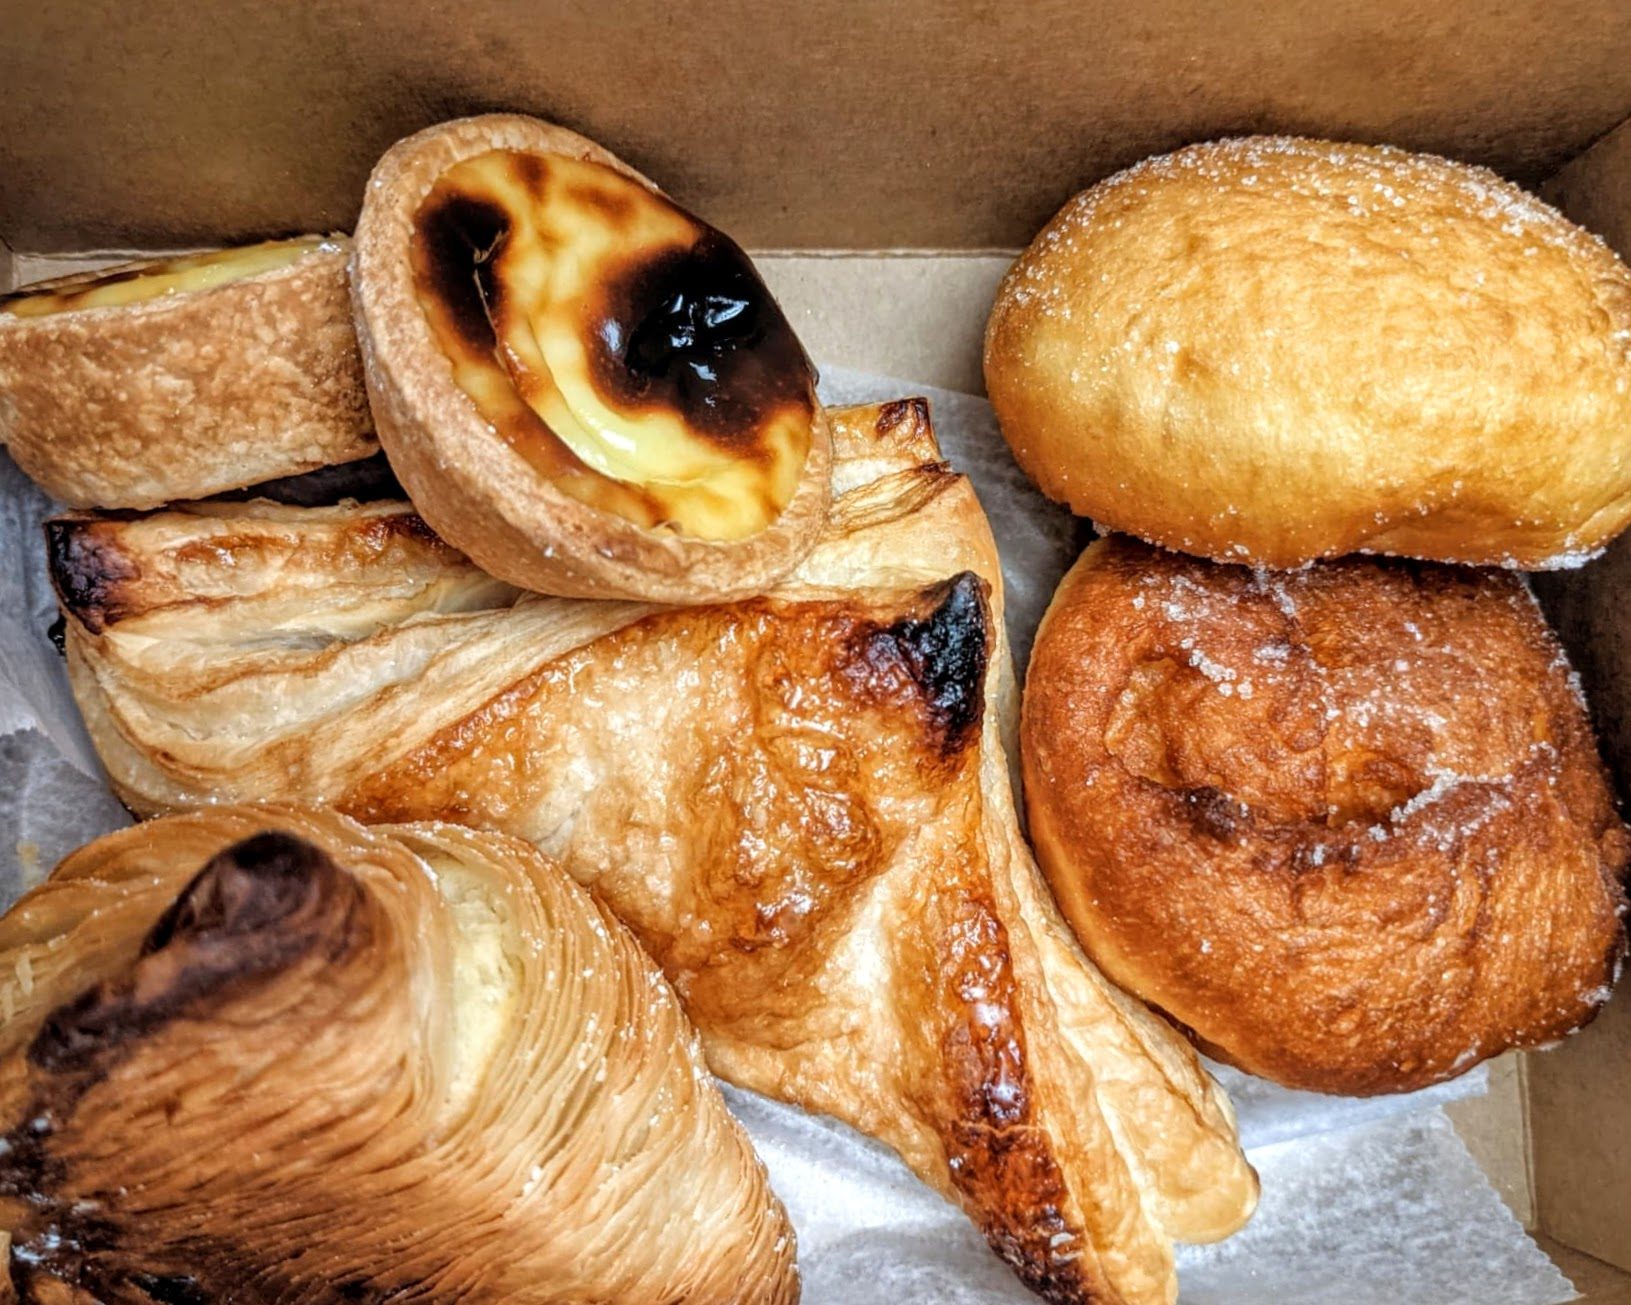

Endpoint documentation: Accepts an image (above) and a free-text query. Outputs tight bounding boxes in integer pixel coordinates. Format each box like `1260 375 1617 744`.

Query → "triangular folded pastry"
52 401 1257 1303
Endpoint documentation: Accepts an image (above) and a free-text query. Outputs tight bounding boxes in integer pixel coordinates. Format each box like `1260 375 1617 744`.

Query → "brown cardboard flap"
1528 134 1631 1276
1527 996 1631 1273
1545 117 1631 260
6 0 1631 252
759 254 1011 393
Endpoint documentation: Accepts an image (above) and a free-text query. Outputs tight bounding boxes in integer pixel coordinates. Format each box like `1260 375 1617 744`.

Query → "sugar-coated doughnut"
985 137 1631 570
1022 535 1630 1095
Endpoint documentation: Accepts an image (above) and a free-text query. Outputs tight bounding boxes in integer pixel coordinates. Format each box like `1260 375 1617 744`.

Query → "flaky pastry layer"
53 401 1258 1304
0 806 796 1303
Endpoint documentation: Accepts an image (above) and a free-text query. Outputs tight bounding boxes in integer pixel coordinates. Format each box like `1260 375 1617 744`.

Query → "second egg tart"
352 114 831 602
0 236 374 507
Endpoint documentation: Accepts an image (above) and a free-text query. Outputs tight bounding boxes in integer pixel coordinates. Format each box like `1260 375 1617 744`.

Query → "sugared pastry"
1023 535 1630 1095
351 114 831 602
0 806 797 1304
0 237 373 507
50 402 1258 1305
985 136 1631 569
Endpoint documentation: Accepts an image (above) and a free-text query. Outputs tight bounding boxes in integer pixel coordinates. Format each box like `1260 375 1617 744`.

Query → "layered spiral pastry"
351 114 831 602
1023 536 1630 1095
0 236 373 507
49 401 1258 1305
0 806 796 1303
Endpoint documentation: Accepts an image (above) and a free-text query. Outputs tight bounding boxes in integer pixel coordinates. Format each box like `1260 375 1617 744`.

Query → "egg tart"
0 236 373 507
351 114 831 601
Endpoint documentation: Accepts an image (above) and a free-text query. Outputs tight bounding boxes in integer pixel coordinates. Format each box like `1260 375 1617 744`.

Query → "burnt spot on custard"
588 230 815 451
845 572 990 754
45 518 140 634
413 189 511 360
408 150 816 538
411 181 613 488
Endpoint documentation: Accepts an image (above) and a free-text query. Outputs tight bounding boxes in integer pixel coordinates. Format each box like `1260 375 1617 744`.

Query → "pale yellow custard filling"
410 151 815 541
1 236 335 318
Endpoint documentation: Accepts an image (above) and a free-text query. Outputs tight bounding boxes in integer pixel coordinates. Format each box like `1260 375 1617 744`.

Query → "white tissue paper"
0 363 1575 1304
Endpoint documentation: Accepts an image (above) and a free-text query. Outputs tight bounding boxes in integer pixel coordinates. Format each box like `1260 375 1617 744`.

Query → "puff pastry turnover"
0 806 796 1303
53 401 1258 1304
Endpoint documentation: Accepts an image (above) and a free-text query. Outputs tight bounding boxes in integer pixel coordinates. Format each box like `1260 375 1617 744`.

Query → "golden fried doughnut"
1022 535 1630 1094
985 136 1631 569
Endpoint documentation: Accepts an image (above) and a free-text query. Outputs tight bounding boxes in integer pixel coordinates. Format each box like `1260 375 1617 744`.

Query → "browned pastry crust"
1022 535 1631 1095
0 240 374 508
350 114 832 602
985 136 1631 569
51 401 1259 1305
0 806 797 1304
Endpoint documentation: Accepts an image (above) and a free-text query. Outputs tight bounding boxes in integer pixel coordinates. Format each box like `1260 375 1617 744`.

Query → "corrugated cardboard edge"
1529 118 1631 1276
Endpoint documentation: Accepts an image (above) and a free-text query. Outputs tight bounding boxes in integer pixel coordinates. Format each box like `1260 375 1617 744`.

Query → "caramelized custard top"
410 150 817 540
1 236 334 317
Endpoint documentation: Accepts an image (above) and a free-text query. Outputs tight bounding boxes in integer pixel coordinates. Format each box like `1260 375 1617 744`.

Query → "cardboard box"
3 1 1629 1296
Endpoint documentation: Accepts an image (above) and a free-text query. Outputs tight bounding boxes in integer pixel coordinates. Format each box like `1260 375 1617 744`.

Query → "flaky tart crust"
0 806 797 1304
985 136 1631 569
350 113 833 602
0 240 374 508
52 401 1258 1305
1023 536 1630 1095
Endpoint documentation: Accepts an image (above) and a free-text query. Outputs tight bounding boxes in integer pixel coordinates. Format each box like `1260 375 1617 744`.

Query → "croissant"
51 401 1259 1304
0 805 796 1304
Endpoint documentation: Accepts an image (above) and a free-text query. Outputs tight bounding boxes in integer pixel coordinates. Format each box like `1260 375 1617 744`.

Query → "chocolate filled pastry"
985 136 1631 569
51 401 1258 1305
0 806 797 1304
351 114 831 602
0 237 374 508
1022 536 1631 1095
